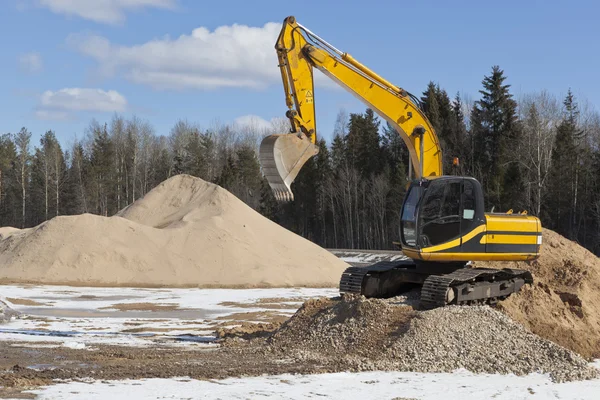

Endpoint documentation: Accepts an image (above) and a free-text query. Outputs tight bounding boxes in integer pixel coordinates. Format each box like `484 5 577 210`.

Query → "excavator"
259 16 542 308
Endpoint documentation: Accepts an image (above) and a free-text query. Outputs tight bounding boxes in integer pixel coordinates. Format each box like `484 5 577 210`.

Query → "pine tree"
421 82 442 133
63 142 90 215
258 178 278 222
470 66 520 210
347 108 381 179
0 134 18 226
90 122 115 216
421 83 461 173
235 144 263 204
545 90 581 239
217 154 237 189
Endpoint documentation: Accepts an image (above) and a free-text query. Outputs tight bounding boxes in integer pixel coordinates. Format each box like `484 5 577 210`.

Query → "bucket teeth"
273 187 294 202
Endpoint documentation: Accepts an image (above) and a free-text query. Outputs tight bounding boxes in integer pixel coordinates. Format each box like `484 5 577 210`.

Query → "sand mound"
267 295 598 382
477 229 600 359
0 175 348 287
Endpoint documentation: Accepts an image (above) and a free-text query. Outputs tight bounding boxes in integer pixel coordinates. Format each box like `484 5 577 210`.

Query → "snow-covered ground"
3 285 600 399
24 368 600 400
0 285 338 347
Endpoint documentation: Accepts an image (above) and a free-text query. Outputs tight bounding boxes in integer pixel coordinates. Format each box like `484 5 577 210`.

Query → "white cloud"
68 22 283 90
35 88 127 120
68 20 344 92
38 0 177 24
18 52 43 73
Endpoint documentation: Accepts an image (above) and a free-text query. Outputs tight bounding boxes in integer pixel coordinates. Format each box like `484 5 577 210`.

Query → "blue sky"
1 0 598 147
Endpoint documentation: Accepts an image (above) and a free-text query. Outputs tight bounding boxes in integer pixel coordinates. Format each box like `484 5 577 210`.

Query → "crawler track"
339 262 533 309
420 268 533 309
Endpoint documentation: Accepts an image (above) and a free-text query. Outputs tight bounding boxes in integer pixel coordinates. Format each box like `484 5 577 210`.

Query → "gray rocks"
268 295 598 382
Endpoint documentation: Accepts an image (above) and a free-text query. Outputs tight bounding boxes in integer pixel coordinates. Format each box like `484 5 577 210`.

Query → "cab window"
400 185 422 247
419 180 461 247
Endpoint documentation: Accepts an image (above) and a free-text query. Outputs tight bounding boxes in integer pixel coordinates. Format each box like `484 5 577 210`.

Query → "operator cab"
400 177 485 251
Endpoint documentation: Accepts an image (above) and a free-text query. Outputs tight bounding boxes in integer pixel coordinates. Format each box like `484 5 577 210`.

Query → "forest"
1 66 600 254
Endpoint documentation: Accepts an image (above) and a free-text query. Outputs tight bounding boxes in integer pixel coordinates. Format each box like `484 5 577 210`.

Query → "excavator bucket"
259 134 319 201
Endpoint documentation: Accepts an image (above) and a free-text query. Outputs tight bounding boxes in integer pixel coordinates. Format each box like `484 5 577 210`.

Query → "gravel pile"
0 299 19 323
268 295 598 382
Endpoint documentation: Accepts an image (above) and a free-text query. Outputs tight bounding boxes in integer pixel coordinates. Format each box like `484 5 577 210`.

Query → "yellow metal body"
402 214 542 262
261 15 542 262
274 16 442 177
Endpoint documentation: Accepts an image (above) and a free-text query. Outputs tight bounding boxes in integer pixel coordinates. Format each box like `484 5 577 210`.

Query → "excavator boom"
260 16 442 201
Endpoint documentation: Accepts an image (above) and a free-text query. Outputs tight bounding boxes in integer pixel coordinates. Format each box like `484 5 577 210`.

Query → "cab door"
458 178 486 252
418 178 462 249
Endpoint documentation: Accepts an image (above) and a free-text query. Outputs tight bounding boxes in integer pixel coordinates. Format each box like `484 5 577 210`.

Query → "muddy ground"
0 339 340 399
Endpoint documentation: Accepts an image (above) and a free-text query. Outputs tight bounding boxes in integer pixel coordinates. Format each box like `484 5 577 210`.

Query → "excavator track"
339 262 404 294
339 263 533 309
420 267 533 309
339 266 370 294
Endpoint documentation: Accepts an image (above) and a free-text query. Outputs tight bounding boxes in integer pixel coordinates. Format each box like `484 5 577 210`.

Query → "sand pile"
267 295 598 382
477 229 600 359
0 174 348 287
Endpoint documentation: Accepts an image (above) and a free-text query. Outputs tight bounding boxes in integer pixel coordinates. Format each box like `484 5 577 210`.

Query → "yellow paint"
422 252 539 262
274 16 442 177
485 234 538 244
418 225 486 253
485 214 541 233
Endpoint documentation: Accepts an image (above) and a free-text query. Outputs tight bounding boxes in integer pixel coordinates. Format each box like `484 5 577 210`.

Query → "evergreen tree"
182 130 208 179
450 93 468 175
421 82 442 133
217 154 237 189
545 90 581 239
346 108 381 179
258 178 278 222
0 134 18 227
235 144 263 205
421 83 461 173
470 66 520 210
90 122 115 216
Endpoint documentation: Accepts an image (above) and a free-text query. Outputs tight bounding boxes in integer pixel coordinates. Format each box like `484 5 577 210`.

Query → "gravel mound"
268 295 598 382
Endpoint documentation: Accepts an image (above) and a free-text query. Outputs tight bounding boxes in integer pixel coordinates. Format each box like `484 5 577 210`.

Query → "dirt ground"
2 294 597 398
0 338 343 399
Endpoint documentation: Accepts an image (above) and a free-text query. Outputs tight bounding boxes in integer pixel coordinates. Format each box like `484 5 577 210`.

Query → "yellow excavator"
259 16 542 308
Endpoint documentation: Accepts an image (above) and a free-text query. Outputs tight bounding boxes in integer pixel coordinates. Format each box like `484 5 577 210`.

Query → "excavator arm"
260 16 443 201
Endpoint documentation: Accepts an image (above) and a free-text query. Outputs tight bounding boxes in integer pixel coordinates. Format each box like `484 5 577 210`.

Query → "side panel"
484 214 542 255
402 213 542 261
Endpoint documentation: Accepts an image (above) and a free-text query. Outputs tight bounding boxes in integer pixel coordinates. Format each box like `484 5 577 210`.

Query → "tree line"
1 66 600 254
